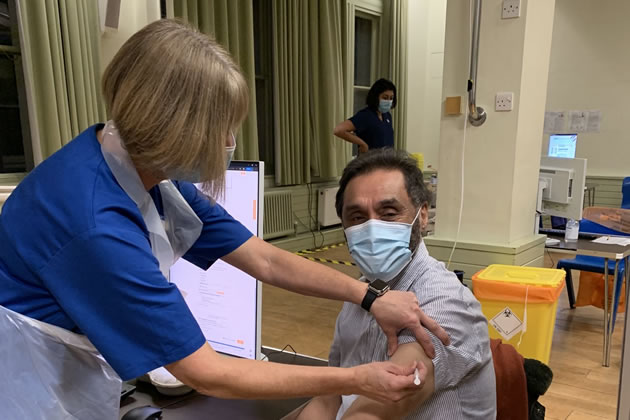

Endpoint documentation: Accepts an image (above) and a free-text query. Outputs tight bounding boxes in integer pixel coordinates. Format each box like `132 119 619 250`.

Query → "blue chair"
556 220 627 331
622 177 630 209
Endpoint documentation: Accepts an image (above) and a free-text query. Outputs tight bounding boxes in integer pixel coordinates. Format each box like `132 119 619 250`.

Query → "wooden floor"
261 246 624 419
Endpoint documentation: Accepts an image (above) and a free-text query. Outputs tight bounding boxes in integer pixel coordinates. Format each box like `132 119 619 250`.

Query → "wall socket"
495 92 513 111
502 0 521 19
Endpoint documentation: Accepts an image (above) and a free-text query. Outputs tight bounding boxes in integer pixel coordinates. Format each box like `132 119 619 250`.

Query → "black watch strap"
361 289 379 312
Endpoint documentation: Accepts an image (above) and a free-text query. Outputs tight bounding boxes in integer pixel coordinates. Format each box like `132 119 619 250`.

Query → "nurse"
0 20 447 416
333 79 397 153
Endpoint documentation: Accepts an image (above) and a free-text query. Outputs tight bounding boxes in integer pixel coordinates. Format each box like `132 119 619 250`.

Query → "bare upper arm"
341 342 435 420
333 119 356 136
221 236 274 281
282 395 342 420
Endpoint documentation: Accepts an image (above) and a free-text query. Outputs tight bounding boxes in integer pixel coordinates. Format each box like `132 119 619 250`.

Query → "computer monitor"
170 161 264 360
548 134 577 158
538 156 587 220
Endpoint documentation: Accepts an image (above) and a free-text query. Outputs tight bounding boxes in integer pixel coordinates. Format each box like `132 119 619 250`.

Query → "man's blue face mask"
344 210 420 282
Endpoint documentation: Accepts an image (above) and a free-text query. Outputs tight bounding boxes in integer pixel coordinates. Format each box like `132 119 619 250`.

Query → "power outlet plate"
495 92 513 111
502 0 521 19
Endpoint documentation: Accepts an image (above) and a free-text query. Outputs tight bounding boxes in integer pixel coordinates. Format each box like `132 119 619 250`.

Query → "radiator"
263 191 294 240
0 186 15 212
318 186 341 227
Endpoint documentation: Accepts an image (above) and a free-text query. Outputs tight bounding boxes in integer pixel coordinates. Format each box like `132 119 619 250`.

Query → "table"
546 238 630 366
119 347 327 419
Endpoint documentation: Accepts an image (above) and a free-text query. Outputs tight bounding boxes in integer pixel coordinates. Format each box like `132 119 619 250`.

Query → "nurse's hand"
353 360 422 403
370 290 450 358
358 143 369 154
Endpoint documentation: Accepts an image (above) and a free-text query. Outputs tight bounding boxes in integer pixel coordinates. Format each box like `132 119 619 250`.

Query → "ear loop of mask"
516 285 529 349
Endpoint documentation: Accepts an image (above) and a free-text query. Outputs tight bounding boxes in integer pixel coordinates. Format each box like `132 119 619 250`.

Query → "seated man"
292 149 496 419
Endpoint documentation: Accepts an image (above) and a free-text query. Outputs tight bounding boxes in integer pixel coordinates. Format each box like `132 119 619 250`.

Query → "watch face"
370 279 389 292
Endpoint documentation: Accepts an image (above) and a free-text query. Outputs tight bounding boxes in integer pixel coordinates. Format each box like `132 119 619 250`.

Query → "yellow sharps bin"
472 265 565 364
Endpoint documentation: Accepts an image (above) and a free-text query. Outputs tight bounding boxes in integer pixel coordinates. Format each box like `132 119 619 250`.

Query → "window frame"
345 1 383 118
0 0 33 179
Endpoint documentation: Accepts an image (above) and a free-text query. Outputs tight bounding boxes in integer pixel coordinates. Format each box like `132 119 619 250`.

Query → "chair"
556 220 627 331
622 177 630 209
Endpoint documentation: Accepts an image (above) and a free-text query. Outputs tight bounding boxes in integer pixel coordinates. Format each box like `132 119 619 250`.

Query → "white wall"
543 0 630 177
405 0 447 170
435 0 555 244
99 0 161 73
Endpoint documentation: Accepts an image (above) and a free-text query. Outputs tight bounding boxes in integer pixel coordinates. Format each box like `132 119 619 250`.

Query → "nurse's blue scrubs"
0 124 252 380
349 107 394 149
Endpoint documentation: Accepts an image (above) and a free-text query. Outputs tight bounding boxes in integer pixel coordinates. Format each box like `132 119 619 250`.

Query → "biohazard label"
490 307 523 341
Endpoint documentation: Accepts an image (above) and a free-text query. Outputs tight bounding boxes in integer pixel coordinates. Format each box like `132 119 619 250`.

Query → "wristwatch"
361 279 390 312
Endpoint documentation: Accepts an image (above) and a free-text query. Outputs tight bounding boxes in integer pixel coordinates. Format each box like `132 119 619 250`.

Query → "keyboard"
539 228 600 240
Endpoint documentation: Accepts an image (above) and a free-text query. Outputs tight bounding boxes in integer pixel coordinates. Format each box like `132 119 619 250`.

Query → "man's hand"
370 290 450 357
358 143 369 154
352 361 421 404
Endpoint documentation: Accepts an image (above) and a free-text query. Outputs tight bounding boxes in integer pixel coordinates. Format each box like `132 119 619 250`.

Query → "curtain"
17 0 105 162
173 0 259 161
272 0 351 186
381 0 408 150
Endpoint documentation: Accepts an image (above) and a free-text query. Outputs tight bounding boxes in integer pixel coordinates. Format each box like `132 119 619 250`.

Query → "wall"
543 0 630 177
435 0 555 245
405 0 447 170
99 0 161 73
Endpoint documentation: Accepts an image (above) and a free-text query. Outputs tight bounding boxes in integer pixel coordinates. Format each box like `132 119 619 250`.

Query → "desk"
119 347 327 419
547 238 630 366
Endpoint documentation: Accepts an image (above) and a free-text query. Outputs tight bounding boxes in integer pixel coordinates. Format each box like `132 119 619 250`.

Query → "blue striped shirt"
329 242 497 419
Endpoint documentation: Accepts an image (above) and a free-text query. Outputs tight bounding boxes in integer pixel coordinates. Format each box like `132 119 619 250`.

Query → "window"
0 0 32 174
253 0 274 176
352 12 379 114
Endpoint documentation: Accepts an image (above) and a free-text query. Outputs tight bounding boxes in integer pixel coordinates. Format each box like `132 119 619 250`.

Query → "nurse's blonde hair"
102 19 248 196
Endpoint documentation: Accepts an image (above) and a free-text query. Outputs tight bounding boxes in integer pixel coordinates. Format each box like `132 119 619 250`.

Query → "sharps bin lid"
472 265 565 303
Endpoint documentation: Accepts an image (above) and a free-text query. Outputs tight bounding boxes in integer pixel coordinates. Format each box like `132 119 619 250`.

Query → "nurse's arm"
166 342 418 400
222 236 449 357
333 120 368 153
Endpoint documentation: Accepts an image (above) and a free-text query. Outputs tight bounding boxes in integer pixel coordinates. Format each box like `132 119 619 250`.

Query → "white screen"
548 134 577 158
170 162 261 359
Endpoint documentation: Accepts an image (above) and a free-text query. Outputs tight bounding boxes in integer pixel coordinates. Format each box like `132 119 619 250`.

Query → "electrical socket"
495 92 513 112
502 0 521 19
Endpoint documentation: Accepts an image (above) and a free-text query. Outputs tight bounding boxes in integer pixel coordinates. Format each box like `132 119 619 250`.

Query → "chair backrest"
622 177 630 209
580 219 630 236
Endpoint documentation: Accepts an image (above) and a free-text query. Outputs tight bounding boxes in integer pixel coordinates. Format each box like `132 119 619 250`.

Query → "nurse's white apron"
0 305 122 420
0 121 203 418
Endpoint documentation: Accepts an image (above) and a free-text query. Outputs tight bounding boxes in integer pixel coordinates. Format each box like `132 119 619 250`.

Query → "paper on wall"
587 110 602 132
568 110 588 132
544 111 566 133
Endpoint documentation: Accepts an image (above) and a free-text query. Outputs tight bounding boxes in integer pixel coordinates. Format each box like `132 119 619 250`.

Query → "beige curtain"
272 0 351 186
173 0 259 161
17 0 105 162
381 0 408 150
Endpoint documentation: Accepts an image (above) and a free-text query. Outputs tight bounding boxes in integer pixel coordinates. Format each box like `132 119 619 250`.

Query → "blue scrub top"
349 107 394 149
0 124 252 380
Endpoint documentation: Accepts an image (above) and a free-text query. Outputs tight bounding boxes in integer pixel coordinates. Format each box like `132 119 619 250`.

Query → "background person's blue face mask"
345 210 419 282
378 99 393 114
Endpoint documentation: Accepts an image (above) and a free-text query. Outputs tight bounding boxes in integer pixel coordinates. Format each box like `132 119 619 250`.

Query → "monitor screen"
170 161 263 360
548 134 577 158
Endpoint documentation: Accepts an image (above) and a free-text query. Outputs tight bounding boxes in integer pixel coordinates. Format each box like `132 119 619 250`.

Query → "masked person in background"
333 79 396 154
0 21 449 419
286 149 496 420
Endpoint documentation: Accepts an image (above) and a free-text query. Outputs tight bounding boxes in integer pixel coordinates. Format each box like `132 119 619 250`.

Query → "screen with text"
170 162 260 359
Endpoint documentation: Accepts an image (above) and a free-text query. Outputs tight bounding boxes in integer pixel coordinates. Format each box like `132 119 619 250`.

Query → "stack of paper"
591 236 630 246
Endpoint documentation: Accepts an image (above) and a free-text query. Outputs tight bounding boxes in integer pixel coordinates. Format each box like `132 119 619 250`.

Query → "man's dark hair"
365 78 397 111
335 149 431 218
